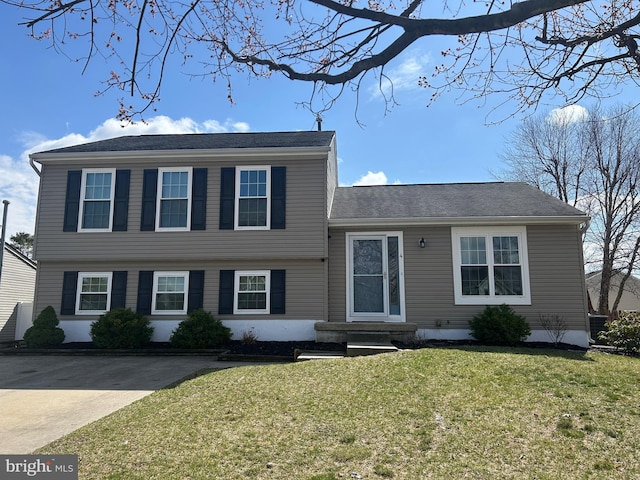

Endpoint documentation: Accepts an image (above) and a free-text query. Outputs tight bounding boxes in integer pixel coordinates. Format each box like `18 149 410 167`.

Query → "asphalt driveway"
0 355 253 454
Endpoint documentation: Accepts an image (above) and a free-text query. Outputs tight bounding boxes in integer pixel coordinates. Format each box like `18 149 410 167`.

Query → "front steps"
346 342 398 357
295 350 346 361
295 330 401 361
345 331 398 357
314 321 417 343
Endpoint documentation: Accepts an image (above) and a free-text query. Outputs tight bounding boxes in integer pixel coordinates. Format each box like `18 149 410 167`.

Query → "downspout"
29 155 42 262
579 218 592 342
29 156 42 177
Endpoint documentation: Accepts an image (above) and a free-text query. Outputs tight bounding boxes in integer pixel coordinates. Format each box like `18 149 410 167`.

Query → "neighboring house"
29 131 592 347
0 243 37 342
585 271 640 313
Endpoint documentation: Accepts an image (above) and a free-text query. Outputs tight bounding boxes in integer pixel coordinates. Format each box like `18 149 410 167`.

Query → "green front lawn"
39 347 640 479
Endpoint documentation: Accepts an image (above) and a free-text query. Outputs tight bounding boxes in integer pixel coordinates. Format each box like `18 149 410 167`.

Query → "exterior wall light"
419 238 426 249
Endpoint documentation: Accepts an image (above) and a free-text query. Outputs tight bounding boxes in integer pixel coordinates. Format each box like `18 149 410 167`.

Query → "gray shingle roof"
330 182 586 221
35 131 336 154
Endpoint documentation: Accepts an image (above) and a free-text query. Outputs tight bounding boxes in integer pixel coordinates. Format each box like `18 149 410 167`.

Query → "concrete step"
294 350 346 362
346 342 398 357
346 331 392 344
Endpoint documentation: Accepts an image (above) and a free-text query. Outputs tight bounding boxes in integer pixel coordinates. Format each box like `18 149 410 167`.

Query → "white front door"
347 233 405 322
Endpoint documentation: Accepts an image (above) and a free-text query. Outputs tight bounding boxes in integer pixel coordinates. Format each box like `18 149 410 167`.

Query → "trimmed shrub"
170 309 231 349
23 306 65 347
90 308 153 349
598 311 640 354
469 304 531 346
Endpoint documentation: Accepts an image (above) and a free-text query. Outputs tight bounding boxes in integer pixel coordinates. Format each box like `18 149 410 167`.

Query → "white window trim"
152 271 189 315
451 226 531 305
75 272 113 315
156 167 192 232
234 270 271 314
78 168 116 232
234 166 271 231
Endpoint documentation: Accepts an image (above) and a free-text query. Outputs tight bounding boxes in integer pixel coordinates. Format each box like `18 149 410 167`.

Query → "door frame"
345 231 406 323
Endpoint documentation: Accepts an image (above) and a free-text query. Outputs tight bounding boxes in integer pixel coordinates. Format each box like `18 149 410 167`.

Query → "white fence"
14 302 33 341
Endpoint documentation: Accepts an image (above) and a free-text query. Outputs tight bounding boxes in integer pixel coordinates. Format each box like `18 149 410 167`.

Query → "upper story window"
156 168 192 231
79 169 115 231
76 272 112 314
451 226 531 305
152 271 189 314
64 169 130 233
235 167 270 229
220 166 285 231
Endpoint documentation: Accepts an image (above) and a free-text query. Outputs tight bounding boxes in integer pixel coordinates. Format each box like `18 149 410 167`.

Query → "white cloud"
0 116 251 239
547 105 589 126
369 51 431 100
0 154 37 238
353 171 389 186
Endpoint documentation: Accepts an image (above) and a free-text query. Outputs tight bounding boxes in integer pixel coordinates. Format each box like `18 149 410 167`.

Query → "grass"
38 347 640 479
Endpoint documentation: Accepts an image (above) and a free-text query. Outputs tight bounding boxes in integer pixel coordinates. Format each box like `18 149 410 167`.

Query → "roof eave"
328 215 590 227
29 144 333 162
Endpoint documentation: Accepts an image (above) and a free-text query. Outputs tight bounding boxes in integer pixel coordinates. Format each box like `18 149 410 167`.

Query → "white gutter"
328 215 590 227
29 145 332 163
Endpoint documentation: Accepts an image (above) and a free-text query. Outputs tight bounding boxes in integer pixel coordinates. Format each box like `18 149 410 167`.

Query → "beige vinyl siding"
35 259 326 323
328 224 588 331
34 155 328 261
525 224 589 327
0 249 36 341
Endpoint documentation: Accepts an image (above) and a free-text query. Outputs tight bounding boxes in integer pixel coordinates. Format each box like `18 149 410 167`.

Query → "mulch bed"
3 341 345 358
2 339 601 357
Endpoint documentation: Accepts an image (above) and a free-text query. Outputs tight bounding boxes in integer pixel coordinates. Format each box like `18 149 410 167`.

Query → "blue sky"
0 4 629 239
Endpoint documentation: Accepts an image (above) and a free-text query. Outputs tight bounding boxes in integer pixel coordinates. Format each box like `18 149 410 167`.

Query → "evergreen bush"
170 309 231 349
90 308 153 349
469 304 531 346
23 306 65 347
598 311 640 354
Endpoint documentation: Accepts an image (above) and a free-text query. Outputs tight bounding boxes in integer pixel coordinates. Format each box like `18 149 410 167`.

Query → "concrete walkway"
0 355 256 454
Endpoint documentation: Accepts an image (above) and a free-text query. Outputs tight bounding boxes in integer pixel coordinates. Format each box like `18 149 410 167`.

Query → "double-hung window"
157 168 192 231
152 272 189 314
235 167 270 229
234 271 270 314
451 226 531 305
79 169 115 231
76 272 112 314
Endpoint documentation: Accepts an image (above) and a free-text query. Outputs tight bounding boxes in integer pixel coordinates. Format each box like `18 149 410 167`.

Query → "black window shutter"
63 171 82 232
271 167 286 230
111 271 128 309
136 271 154 315
218 270 235 314
60 271 79 315
140 169 158 231
270 269 286 314
219 167 235 230
188 270 205 312
191 168 208 231
112 170 131 232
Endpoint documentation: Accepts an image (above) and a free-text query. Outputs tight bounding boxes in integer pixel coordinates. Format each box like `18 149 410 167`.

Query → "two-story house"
29 130 592 347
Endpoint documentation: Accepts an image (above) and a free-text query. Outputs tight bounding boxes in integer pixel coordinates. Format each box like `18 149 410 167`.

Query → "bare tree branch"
501 104 640 315
5 0 640 120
